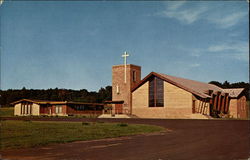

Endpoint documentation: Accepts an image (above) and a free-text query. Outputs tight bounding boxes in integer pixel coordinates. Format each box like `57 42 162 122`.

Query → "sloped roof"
11 99 66 105
223 88 245 98
158 73 224 98
11 99 104 106
132 72 224 99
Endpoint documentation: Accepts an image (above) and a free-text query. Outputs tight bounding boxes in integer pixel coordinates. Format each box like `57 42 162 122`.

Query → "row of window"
55 105 62 114
70 104 103 111
20 103 32 115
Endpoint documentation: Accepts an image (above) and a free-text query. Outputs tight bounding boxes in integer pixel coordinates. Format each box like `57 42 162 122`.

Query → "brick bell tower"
112 52 141 114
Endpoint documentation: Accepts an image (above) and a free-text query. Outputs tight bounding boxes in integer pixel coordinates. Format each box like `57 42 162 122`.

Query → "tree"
209 81 223 88
222 81 230 88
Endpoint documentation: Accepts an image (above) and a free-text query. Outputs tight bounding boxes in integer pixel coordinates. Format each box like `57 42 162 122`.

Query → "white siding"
14 103 21 116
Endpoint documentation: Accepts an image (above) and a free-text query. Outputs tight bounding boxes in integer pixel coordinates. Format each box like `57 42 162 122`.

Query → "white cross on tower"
122 51 129 83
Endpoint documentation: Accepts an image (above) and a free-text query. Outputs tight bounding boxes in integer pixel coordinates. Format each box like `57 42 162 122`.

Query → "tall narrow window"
30 104 32 115
26 104 29 115
22 103 26 115
116 84 120 94
149 76 164 107
21 103 23 115
132 71 136 82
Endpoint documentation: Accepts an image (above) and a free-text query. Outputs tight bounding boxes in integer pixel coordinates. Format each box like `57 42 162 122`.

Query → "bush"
117 123 128 127
82 122 90 126
210 110 220 118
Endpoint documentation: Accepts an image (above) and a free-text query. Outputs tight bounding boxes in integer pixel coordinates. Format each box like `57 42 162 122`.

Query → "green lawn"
0 120 164 150
0 107 14 117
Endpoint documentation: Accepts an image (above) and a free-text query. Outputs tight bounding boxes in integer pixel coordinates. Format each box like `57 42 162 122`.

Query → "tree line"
0 86 112 107
0 81 249 107
209 81 249 100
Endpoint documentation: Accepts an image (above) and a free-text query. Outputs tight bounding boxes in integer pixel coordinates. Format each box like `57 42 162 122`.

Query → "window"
132 71 136 82
149 76 164 107
55 105 63 114
116 84 120 94
26 104 29 114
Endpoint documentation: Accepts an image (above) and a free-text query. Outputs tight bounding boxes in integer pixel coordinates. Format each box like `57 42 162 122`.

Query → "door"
115 104 123 114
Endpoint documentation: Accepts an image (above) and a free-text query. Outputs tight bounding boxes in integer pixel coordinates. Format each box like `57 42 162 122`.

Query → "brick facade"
229 95 247 118
112 64 141 114
132 81 201 119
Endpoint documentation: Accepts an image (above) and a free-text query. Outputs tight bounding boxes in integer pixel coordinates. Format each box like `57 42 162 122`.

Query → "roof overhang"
132 72 211 99
104 100 124 104
11 99 104 106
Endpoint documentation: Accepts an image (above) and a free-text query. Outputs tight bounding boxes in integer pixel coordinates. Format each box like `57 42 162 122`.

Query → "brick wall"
229 99 238 118
66 105 102 115
112 64 141 114
132 80 194 118
230 95 247 119
238 96 247 118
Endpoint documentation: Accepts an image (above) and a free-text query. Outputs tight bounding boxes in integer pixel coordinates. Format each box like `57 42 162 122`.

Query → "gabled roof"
11 99 104 106
132 72 224 99
11 99 66 105
223 88 245 98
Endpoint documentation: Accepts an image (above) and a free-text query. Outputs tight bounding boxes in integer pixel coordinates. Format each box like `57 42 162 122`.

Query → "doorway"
115 103 123 114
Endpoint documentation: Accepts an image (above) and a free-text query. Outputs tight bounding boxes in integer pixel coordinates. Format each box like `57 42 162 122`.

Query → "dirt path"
1 118 249 160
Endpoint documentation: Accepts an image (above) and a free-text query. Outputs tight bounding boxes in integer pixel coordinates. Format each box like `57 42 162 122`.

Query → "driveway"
1 118 249 160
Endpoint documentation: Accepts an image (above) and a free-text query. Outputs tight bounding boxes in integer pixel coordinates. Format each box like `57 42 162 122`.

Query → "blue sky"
0 1 249 91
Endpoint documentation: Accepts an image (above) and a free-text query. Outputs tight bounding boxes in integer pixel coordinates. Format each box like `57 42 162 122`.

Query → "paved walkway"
1 118 249 160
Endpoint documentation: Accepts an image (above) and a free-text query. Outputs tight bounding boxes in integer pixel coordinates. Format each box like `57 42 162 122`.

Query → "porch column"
220 95 225 113
219 95 224 112
224 96 230 113
213 94 218 110
222 93 228 113
216 92 221 111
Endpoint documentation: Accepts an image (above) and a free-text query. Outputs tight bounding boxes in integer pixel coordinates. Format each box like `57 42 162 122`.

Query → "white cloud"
178 41 248 62
158 2 248 28
174 61 201 69
208 12 247 28
208 44 231 52
190 63 201 67
161 2 208 24
176 46 202 57
189 48 202 57
207 42 249 61
167 1 186 10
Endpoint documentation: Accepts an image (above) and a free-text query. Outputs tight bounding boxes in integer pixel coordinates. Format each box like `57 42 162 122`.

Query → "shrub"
117 123 128 127
82 122 90 126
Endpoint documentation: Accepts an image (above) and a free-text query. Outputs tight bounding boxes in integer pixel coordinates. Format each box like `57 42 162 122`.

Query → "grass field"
0 107 14 117
0 120 164 150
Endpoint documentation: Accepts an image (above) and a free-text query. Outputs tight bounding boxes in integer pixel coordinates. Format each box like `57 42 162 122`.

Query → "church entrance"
104 100 124 115
115 104 123 114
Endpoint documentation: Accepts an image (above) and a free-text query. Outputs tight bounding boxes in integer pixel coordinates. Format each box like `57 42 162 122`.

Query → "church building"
112 54 247 119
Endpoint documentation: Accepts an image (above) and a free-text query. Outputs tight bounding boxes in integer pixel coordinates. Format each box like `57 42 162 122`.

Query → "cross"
122 51 129 83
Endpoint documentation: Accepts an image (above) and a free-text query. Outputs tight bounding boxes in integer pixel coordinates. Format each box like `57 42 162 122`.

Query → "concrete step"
190 113 213 119
98 114 131 118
